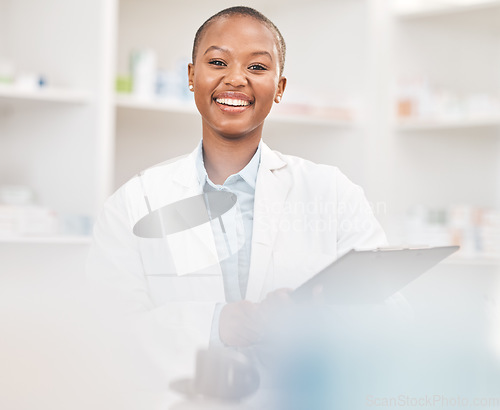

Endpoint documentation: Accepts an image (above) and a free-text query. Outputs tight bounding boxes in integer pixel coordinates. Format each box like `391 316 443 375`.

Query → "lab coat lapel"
169 149 222 276
246 143 290 302
172 149 200 193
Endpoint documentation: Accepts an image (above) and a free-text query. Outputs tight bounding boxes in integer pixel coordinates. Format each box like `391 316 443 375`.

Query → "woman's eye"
249 64 267 71
208 60 226 67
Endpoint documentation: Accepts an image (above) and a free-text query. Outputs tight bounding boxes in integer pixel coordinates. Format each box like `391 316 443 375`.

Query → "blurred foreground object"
170 348 259 402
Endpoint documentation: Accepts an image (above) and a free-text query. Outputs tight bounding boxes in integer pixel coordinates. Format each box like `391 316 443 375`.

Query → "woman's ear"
274 76 287 103
188 63 195 91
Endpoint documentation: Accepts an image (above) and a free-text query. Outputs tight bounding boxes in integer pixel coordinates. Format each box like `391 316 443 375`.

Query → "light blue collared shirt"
195 139 261 302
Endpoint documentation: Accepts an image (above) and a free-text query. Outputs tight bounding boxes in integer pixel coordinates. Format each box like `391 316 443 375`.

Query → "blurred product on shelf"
58 213 92 237
159 58 193 101
154 68 186 102
15 72 47 90
0 58 47 90
0 205 58 237
0 185 34 206
404 204 500 259
396 77 500 122
115 75 132 93
0 60 15 84
0 186 91 238
130 49 157 98
122 49 192 102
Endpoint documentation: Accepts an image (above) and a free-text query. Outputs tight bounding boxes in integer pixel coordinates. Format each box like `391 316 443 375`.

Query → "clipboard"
293 245 459 304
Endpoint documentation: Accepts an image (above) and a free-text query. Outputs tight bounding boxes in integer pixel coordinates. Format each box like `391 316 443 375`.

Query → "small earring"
189 84 194 91
276 95 281 103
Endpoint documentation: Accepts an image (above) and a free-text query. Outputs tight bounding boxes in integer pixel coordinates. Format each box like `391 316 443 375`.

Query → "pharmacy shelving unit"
2 0 499 280
0 236 92 245
0 0 117 278
396 116 500 131
395 0 500 19
115 94 197 114
388 0 500 267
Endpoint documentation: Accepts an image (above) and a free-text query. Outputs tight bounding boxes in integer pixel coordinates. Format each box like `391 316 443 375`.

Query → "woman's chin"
204 121 265 141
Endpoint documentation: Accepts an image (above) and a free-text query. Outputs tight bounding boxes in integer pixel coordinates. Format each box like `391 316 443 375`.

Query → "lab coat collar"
260 141 287 172
172 140 286 189
194 139 262 190
172 147 201 189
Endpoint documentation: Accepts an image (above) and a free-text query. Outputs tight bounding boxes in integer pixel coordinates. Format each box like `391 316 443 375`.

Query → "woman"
87 6 386 358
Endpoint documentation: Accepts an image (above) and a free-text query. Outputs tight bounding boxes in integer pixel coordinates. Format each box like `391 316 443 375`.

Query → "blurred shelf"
444 256 500 266
0 85 92 104
396 116 500 131
269 112 354 127
395 0 500 19
115 94 197 114
115 94 355 127
0 235 92 245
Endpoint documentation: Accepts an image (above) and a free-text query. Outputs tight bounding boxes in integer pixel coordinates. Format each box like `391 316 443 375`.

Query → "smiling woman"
188 13 286 151
86 5 387 400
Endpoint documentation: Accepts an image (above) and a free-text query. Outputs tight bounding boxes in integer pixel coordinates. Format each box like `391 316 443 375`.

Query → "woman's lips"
213 91 253 113
215 97 250 107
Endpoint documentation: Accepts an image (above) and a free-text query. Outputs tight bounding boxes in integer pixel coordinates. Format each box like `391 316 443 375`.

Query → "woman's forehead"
198 15 279 57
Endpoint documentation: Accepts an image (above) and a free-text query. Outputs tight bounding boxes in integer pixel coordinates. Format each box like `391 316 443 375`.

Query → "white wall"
0 1 7 56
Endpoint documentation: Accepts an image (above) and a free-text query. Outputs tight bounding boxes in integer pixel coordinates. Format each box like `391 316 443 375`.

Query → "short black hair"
192 6 286 75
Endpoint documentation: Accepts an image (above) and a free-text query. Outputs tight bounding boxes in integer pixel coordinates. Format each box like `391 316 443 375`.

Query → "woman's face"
188 15 286 141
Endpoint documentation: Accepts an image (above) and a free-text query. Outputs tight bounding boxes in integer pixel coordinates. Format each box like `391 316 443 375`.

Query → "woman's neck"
202 129 261 185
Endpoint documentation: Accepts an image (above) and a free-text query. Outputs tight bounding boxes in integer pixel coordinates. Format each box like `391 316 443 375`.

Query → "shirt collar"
195 139 262 189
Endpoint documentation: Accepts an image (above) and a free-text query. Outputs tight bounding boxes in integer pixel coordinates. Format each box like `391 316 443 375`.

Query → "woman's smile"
214 91 254 113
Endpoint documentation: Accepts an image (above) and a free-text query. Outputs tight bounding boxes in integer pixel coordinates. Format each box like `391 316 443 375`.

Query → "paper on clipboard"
293 245 459 304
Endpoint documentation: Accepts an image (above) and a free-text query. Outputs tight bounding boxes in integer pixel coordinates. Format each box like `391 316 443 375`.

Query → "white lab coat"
86 141 387 380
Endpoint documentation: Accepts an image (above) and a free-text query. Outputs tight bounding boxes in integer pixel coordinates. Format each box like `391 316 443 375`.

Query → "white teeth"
216 98 250 107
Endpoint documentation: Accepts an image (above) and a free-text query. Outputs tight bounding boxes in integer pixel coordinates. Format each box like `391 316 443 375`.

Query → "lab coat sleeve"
335 170 388 255
86 186 217 375
86 187 153 314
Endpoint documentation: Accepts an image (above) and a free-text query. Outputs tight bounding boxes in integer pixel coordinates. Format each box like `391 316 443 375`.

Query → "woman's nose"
224 66 247 87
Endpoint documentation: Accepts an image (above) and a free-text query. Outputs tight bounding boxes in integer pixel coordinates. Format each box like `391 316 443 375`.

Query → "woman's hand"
219 301 263 347
219 288 294 347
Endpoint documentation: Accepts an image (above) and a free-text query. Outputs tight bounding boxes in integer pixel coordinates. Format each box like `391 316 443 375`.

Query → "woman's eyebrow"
250 51 273 60
203 46 273 61
203 46 228 55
